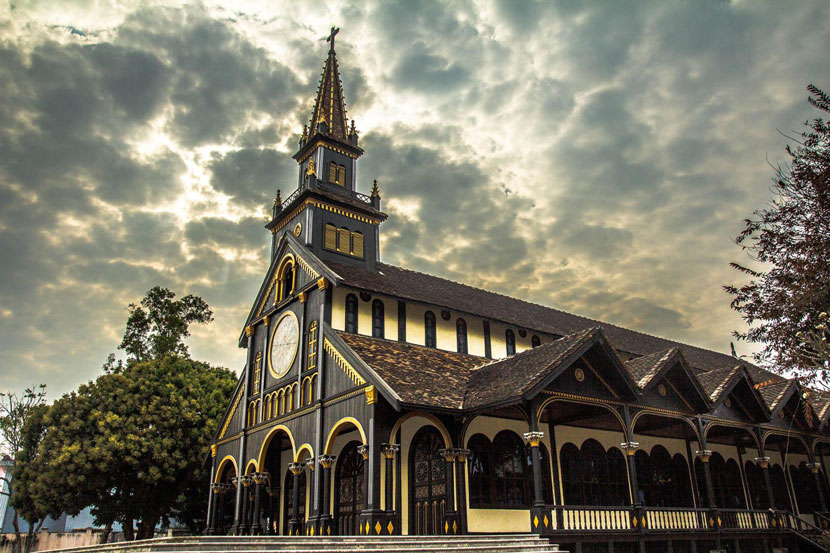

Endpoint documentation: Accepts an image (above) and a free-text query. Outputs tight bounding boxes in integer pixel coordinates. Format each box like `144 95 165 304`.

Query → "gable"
239 233 339 345
213 377 245 443
712 376 769 423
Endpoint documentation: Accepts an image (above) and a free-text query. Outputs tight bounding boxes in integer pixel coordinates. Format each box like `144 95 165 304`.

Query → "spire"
308 26 349 142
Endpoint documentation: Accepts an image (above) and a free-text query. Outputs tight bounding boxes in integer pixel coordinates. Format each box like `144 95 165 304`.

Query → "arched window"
560 443 583 505
372 299 384 338
635 449 654 506
456 318 468 354
345 294 358 334
531 335 541 348
278 260 295 302
492 431 527 507
770 464 792 511
325 223 337 250
724 459 746 509
581 439 609 506
328 161 338 183
745 461 768 509
505 329 516 356
337 228 350 253
468 434 492 507
424 311 436 348
523 443 553 505
670 453 693 507
607 447 629 506
791 463 820 514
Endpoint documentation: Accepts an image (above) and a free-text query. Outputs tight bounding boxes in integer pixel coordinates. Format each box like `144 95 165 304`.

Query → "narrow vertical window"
307 321 318 370
456 318 468 354
351 232 364 258
337 228 350 253
506 329 516 356
337 164 346 185
345 294 358 334
372 299 385 338
325 223 337 250
328 161 337 183
252 352 262 395
531 335 541 348
424 310 436 348
279 263 294 301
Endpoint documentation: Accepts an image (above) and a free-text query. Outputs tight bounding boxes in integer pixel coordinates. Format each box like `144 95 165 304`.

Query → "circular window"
574 368 585 382
658 383 667 397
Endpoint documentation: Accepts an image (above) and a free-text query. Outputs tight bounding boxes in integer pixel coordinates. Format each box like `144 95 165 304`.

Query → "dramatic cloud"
1 0 829 398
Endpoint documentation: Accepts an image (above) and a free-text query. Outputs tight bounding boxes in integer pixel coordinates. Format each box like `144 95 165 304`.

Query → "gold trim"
324 416 368 454
219 388 244 439
245 325 253 337
317 277 329 290
298 291 307 303
296 142 359 164
256 424 298 471
214 455 238 483
365 385 377 405
582 356 620 399
267 311 300 379
210 444 217 457
323 337 366 385
270 198 381 235
388 411 453 449
296 256 320 279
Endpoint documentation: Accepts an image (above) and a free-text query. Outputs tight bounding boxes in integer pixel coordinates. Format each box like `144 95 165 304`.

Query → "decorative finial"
307 159 316 177
326 26 340 52
349 120 357 136
301 125 308 141
274 189 281 207
371 179 380 198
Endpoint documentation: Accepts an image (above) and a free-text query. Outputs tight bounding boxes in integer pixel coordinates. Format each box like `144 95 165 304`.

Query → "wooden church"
206 29 830 553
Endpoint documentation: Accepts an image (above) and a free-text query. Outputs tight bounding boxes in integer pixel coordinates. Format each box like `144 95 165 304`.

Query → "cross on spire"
326 26 339 52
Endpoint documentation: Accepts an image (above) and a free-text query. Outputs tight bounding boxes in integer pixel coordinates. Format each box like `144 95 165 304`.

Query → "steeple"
307 26 351 143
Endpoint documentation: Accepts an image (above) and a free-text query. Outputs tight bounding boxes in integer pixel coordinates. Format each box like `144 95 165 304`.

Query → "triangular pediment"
212 375 245 443
706 366 770 423
532 328 640 403
769 383 817 431
239 233 341 345
625 348 711 413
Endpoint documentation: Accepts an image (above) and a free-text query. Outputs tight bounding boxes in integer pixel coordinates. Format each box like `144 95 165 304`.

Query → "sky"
1 0 829 399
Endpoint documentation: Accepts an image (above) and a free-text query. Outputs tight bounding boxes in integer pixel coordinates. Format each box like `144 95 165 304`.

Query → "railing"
556 505 632 531
644 507 706 531
277 181 374 212
720 508 772 530
813 510 830 531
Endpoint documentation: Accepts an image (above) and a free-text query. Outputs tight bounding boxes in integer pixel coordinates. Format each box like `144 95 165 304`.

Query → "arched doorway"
282 469 306 535
335 441 365 535
409 426 447 535
214 459 237 535
259 427 294 535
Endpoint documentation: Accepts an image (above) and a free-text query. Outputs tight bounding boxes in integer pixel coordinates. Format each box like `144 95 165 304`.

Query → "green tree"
726 84 830 387
0 386 48 553
15 357 236 539
118 287 213 363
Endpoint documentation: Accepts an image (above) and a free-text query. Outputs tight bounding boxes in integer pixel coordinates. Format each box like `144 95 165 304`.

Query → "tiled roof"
696 366 741 402
325 260 752 374
463 327 599 409
623 348 679 389
755 379 794 412
336 331 483 409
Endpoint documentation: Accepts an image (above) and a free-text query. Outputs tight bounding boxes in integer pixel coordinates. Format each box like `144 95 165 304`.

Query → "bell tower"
265 27 386 271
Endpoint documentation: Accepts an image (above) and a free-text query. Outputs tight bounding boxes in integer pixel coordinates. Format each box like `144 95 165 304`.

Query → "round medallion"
723 397 732 408
268 311 300 378
574 368 585 382
293 222 302 237
658 383 667 397
778 411 785 419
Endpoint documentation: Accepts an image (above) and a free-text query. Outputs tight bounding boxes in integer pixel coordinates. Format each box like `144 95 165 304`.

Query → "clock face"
269 312 299 378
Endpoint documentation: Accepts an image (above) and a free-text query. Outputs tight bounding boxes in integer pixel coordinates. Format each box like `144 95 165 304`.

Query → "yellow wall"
333 286 548 359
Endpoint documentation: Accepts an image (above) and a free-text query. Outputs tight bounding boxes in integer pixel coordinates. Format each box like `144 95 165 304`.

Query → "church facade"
205 32 830 553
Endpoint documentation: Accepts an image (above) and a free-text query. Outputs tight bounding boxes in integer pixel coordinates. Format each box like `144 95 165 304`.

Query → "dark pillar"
754 436 775 511
239 475 252 535
439 448 459 534
455 449 470 534
382 444 399 514
318 455 336 535
207 484 220 535
251 472 267 535
288 463 304 536
808 459 828 512
266 485 279 534
524 428 553 535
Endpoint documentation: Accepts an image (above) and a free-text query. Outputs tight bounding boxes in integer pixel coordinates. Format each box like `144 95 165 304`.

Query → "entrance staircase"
42 534 564 553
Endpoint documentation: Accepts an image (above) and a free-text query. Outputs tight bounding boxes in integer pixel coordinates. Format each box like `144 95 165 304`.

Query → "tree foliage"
0 386 48 553
726 84 830 386
118 287 213 363
14 356 236 538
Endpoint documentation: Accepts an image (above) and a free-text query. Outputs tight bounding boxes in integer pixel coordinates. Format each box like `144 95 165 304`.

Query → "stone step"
40 535 562 553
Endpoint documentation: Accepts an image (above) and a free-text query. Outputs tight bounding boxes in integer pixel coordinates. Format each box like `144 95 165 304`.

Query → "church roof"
696 365 742 402
337 331 483 409
324 260 768 376
623 348 680 389
463 327 601 409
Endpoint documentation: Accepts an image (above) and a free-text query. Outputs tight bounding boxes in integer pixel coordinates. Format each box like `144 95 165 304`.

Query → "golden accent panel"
325 224 337 250
323 337 366 386
352 232 364 258
219 387 243 439
337 228 350 253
